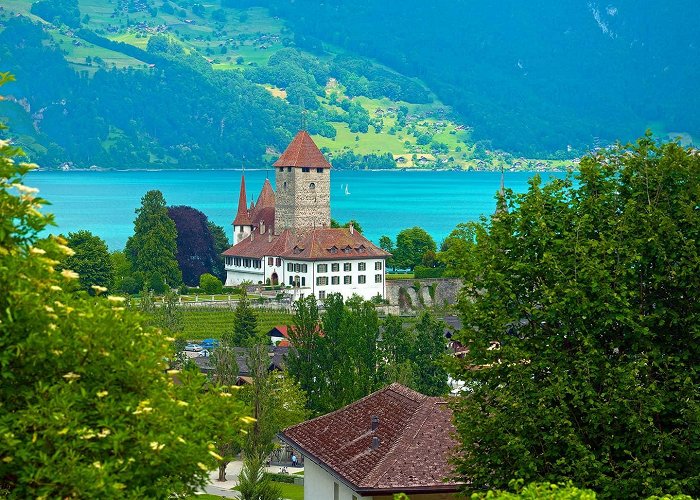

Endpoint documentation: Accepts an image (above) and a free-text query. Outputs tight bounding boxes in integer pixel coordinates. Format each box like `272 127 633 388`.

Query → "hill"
1 0 695 169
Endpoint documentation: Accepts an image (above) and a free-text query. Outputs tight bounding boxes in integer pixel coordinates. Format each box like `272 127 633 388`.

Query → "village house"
279 383 464 500
222 131 391 301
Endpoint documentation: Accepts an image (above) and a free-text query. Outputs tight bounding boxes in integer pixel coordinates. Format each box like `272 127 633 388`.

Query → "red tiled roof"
267 325 289 339
233 174 252 226
279 383 462 495
255 178 275 209
273 130 331 169
222 228 294 258
280 228 391 261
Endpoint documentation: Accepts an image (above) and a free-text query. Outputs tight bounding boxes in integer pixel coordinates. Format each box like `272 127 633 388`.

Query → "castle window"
276 257 281 266
331 276 340 285
317 168 323 173
302 167 310 173
301 277 306 286
375 274 383 283
287 263 293 272
319 291 326 300
375 262 383 270
344 276 352 284
302 264 308 273
329 246 338 254
309 182 316 189
343 246 352 254
359 275 366 284
294 263 301 272
358 262 366 271
268 257 273 266
279 167 284 172
283 181 287 190
287 167 291 172
317 276 328 286
357 245 366 253
293 246 303 254
344 263 351 272
317 264 327 273
331 263 339 272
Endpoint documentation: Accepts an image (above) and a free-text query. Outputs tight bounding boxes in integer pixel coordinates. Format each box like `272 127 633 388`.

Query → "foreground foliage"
450 136 700 498
0 92 249 497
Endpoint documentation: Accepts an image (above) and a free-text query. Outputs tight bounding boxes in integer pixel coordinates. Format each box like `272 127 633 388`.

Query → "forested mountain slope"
0 0 696 168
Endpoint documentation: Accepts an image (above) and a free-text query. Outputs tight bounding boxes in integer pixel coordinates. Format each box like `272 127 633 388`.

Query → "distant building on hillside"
222 131 391 301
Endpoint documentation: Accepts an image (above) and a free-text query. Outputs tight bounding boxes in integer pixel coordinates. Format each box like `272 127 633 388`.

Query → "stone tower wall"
274 167 330 234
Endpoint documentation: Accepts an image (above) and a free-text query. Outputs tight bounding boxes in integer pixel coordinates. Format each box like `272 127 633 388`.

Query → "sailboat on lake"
345 184 351 195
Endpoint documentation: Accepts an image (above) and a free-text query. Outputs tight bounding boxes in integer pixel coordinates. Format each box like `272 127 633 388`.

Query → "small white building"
223 131 390 301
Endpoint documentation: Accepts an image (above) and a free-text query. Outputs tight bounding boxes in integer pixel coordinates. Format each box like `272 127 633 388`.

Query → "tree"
286 295 324 411
232 290 259 346
125 190 182 288
393 226 436 270
168 206 223 285
241 344 309 460
379 235 395 270
412 312 449 396
236 455 281 500
61 230 113 293
0 94 249 498
200 273 223 294
450 136 700 498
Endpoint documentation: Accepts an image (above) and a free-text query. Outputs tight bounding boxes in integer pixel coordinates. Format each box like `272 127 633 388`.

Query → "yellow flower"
107 295 126 302
208 450 223 461
239 416 257 424
2 456 12 463
149 441 161 450
166 369 180 375
50 285 62 292
176 400 189 407
92 461 102 469
177 436 187 444
197 462 209 472
60 269 79 280
91 285 108 294
57 428 69 435
57 244 75 256
98 429 111 438
96 390 109 398
30 247 46 255
62 372 80 382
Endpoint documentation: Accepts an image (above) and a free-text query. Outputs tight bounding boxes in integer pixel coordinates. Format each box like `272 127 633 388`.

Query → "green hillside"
0 0 579 170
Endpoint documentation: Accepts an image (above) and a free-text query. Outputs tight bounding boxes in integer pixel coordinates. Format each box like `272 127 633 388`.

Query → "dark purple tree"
167 206 226 286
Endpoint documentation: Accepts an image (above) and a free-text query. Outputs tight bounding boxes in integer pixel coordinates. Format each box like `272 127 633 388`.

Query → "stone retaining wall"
385 278 462 311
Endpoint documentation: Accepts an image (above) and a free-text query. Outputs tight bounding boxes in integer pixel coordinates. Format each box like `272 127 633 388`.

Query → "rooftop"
279 383 462 495
273 130 331 169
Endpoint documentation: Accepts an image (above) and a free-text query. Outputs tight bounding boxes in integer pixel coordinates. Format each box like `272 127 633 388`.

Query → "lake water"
26 169 567 250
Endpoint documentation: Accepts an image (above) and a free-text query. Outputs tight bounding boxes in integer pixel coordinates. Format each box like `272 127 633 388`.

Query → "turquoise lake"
27 170 567 250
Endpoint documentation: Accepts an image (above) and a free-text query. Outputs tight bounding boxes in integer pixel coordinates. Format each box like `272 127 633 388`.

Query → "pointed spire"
256 178 275 209
233 174 252 226
273 130 331 169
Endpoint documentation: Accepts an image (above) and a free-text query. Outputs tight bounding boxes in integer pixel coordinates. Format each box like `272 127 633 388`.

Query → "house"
192 345 288 384
223 131 391 301
279 383 464 500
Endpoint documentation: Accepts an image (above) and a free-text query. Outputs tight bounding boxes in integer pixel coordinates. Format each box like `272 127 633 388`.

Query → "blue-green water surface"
26 170 567 250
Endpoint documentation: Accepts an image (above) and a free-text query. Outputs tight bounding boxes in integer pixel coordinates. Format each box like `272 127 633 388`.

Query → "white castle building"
222 131 390 301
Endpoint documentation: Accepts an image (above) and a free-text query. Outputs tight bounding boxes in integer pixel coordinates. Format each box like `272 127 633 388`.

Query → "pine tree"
125 190 182 287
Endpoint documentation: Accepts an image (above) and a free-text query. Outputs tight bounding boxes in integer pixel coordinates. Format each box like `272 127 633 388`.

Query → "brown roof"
279 383 462 495
280 228 391 261
273 130 331 169
233 174 252 226
255 178 275 209
222 228 294 258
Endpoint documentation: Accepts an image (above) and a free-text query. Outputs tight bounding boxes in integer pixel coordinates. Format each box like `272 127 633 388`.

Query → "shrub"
200 273 223 294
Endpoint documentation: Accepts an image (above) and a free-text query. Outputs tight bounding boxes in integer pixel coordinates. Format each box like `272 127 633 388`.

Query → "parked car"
200 338 219 350
185 343 203 352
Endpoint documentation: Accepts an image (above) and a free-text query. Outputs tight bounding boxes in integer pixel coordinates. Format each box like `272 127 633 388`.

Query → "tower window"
279 167 283 172
283 181 287 190
317 168 323 173
302 167 310 173
309 182 316 189
287 167 291 172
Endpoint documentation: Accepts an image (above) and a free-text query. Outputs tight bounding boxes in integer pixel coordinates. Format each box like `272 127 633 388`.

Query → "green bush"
414 266 444 278
199 273 223 294
264 472 295 484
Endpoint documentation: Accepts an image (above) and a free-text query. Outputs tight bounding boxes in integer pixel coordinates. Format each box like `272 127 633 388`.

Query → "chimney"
371 436 380 450
260 220 266 234
371 415 379 431
349 223 354 235
268 233 272 243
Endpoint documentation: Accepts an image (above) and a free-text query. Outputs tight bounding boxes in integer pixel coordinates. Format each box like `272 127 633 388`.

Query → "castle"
222 131 390 301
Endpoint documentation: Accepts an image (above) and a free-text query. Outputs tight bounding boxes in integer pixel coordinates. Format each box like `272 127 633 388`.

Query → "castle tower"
273 131 331 235
232 174 253 244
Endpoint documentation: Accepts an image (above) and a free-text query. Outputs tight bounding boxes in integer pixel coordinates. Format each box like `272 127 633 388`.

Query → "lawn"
182 307 294 340
275 481 304 500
